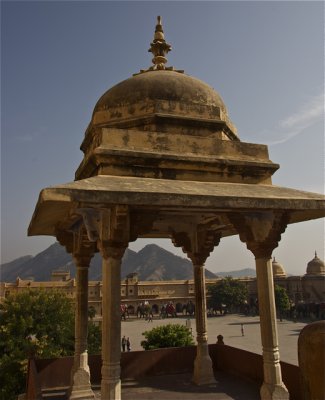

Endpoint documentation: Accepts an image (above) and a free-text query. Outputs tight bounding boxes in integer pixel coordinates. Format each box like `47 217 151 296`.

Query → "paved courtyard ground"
121 314 306 365
49 314 305 399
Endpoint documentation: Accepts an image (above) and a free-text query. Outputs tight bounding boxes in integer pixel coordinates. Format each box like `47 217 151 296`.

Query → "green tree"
88 322 101 354
274 284 290 321
208 277 248 312
141 324 194 350
0 289 75 400
88 305 96 320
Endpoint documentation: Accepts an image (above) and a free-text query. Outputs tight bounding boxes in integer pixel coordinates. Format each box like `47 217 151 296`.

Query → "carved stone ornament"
171 227 221 265
56 224 96 263
135 16 184 75
228 211 289 259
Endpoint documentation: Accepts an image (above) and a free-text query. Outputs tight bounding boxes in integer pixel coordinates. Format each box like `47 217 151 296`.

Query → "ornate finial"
315 250 318 258
148 16 172 70
134 16 184 75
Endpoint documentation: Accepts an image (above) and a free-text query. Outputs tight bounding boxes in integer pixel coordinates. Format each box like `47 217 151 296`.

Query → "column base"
101 362 121 400
69 352 95 400
101 379 121 400
69 369 95 400
192 343 216 385
260 382 289 400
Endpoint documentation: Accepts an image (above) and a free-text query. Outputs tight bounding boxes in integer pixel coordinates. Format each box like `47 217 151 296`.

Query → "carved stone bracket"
171 226 221 265
75 205 130 259
56 223 96 263
130 211 158 242
228 211 289 258
58 205 130 262
56 230 74 254
75 208 101 242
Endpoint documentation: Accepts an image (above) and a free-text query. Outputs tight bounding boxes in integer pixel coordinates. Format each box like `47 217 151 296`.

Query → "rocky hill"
217 268 256 278
1 243 218 282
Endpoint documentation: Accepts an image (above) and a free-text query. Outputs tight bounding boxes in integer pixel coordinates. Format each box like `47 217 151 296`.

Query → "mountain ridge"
0 243 255 282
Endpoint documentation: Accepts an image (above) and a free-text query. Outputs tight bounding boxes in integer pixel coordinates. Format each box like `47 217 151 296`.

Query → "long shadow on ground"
120 371 260 400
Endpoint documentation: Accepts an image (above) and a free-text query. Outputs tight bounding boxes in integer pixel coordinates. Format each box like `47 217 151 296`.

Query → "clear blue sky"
1 1 324 276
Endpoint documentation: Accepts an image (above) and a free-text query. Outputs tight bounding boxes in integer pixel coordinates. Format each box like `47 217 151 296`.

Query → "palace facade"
2 253 324 322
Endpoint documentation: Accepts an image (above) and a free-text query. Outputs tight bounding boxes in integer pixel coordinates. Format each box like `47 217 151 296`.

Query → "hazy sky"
1 1 324 276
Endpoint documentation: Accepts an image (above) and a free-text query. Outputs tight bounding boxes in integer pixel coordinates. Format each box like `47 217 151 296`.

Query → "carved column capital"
171 228 221 265
99 244 128 261
96 206 130 259
56 225 96 265
228 211 288 259
73 230 96 266
56 230 74 254
74 205 130 258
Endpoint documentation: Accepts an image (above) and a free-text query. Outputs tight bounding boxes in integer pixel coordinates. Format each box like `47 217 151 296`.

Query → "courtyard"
121 314 305 366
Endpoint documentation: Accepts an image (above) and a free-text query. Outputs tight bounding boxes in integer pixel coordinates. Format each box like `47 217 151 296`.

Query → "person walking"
126 337 131 352
121 335 126 352
241 323 244 336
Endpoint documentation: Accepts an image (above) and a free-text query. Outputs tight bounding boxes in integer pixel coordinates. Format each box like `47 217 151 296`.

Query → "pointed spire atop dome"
148 16 172 70
306 251 325 275
134 16 183 75
153 16 166 42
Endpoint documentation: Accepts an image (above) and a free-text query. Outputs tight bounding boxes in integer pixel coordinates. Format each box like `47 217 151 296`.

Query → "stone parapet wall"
26 344 301 400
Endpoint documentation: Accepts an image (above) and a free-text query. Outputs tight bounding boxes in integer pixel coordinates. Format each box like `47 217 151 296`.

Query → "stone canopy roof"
28 17 325 247
28 175 325 237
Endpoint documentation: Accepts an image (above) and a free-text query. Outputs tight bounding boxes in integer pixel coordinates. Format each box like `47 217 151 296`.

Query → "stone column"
70 206 130 400
229 211 289 400
70 254 95 400
101 245 126 400
192 263 215 385
255 256 288 400
171 228 219 386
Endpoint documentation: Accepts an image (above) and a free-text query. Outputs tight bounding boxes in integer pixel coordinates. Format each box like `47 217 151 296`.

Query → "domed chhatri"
77 16 280 183
28 16 325 400
91 17 238 140
272 257 286 278
91 16 236 139
306 252 325 275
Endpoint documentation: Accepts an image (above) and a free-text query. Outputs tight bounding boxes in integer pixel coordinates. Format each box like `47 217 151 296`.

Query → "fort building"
2 254 324 323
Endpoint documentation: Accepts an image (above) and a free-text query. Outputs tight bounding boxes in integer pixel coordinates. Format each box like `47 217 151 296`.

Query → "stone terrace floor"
93 371 260 400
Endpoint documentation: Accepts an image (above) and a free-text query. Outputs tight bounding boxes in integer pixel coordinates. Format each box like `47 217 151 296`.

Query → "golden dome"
272 258 286 278
306 252 325 275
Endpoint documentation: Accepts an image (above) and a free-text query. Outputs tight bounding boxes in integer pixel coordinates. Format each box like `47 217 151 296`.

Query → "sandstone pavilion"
28 17 325 400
